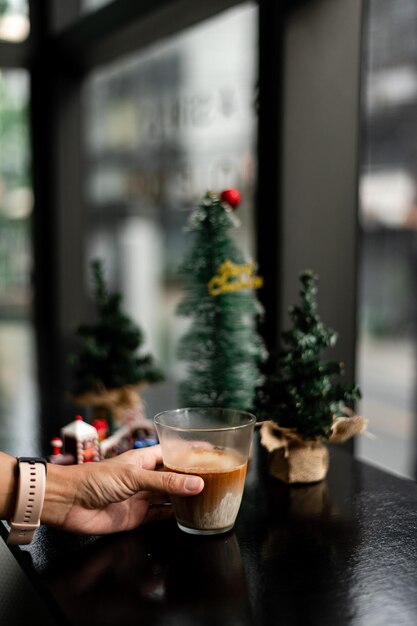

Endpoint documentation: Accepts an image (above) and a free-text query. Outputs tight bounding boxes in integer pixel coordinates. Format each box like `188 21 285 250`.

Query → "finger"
133 468 204 497
112 446 163 470
140 445 163 469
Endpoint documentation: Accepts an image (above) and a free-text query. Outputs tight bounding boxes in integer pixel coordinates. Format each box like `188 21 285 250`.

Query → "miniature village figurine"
61 415 101 463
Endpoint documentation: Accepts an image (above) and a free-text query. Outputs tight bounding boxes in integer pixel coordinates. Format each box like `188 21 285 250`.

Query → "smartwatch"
7 457 47 546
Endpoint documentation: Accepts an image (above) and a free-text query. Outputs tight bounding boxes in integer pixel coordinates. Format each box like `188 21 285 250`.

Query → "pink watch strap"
7 458 47 546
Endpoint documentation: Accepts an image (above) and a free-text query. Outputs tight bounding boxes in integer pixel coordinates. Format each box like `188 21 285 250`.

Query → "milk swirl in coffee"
165 446 247 533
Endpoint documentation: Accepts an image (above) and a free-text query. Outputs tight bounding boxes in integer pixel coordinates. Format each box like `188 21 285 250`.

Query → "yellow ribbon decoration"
208 259 264 296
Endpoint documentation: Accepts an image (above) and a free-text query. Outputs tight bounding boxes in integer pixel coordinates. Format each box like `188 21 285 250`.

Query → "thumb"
135 468 204 496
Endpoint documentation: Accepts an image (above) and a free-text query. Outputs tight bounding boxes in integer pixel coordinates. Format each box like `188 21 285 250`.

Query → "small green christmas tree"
256 270 361 439
70 259 164 395
177 190 267 411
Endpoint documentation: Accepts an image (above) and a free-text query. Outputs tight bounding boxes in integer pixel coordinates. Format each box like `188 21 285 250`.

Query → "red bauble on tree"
220 188 241 210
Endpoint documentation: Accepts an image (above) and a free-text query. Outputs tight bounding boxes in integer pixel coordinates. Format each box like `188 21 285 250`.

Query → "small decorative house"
61 415 100 463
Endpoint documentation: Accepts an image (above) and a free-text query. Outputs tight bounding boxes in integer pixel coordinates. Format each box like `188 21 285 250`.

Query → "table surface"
7 438 417 626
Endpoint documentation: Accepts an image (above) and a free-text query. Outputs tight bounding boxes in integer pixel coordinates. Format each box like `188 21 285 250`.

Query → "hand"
41 445 204 535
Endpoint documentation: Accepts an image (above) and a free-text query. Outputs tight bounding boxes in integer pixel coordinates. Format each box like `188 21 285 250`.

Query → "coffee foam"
167 446 245 473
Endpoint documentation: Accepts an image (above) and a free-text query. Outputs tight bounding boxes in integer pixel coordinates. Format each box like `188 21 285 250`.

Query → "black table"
5 439 417 626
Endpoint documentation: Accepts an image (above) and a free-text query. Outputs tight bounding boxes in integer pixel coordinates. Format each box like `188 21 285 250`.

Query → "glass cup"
154 407 255 536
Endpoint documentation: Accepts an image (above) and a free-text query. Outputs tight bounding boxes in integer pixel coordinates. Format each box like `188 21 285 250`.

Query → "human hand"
40 445 204 535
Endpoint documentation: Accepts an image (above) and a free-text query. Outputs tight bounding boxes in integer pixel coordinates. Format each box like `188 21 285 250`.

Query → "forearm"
0 452 17 520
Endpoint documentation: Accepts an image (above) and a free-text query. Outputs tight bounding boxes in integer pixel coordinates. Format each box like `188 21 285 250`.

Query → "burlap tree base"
260 415 367 484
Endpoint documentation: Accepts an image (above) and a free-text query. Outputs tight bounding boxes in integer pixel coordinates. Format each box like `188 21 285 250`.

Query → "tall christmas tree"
177 189 267 411
256 270 361 439
70 259 163 395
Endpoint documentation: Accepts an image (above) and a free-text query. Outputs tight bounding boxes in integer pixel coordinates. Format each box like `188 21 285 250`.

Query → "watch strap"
7 457 47 546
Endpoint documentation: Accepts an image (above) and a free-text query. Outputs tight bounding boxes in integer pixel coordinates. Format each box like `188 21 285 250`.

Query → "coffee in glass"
154 408 255 535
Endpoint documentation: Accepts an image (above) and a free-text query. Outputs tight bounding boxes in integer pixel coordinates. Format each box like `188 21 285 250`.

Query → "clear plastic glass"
154 408 255 535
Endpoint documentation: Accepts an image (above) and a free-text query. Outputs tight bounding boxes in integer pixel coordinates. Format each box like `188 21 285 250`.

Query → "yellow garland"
208 259 263 296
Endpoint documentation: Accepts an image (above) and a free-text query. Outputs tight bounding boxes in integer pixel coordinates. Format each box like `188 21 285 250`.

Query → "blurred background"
0 0 416 480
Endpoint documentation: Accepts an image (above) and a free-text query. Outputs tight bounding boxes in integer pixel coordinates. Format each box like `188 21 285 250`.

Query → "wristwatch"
7 457 47 546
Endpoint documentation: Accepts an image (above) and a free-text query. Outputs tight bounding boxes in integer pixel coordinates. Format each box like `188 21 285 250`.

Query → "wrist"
41 463 77 528
0 452 18 520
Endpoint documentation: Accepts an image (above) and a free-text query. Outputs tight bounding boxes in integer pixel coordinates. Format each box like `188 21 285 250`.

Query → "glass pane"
83 3 258 415
357 0 417 478
0 0 29 42
0 69 38 454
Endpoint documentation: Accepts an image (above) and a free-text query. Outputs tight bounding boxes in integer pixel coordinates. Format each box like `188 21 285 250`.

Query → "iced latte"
165 446 247 534
154 407 255 535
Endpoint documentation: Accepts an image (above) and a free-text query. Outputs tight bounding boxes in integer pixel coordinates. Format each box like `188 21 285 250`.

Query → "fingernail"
184 476 203 492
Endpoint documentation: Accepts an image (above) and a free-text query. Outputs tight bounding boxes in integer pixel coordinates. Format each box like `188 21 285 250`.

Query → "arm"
1 446 204 535
0 452 17 520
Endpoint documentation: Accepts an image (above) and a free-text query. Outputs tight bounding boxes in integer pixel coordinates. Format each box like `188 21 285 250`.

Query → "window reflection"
83 4 258 413
357 0 417 478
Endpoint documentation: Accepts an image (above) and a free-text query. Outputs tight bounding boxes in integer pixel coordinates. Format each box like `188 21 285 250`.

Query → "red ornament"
220 188 241 210
92 418 109 441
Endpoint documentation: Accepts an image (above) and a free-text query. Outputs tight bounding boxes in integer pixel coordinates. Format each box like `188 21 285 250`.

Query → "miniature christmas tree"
177 190 267 411
70 259 164 396
256 270 361 439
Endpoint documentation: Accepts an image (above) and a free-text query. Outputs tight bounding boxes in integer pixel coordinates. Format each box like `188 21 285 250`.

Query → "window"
357 0 417 478
0 68 38 452
0 0 378 469
0 0 29 42
82 3 258 413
